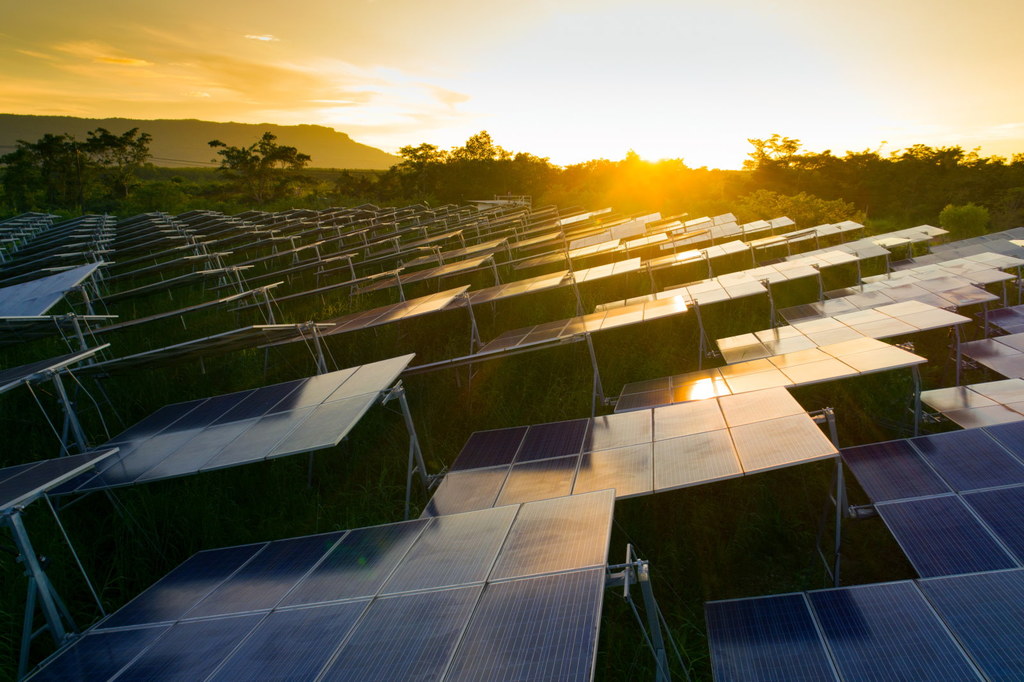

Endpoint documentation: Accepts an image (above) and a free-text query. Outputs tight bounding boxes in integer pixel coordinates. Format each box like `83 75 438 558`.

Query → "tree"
86 127 152 199
209 132 311 205
450 131 509 162
743 134 802 170
0 133 90 211
736 189 863 227
939 203 989 239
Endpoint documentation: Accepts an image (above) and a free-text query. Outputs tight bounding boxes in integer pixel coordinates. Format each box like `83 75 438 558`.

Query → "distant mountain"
0 114 400 170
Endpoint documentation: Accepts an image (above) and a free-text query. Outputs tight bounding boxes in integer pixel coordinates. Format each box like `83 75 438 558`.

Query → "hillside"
0 114 399 170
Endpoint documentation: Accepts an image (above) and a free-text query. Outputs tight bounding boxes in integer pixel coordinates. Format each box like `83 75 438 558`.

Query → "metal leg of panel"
308 323 328 375
50 372 88 454
584 333 605 418
463 296 483 353
7 509 77 681
605 546 676 682
912 365 922 436
384 382 430 520
954 324 962 387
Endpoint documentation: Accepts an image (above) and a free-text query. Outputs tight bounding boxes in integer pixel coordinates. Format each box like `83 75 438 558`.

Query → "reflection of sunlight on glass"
687 378 718 401
670 295 687 313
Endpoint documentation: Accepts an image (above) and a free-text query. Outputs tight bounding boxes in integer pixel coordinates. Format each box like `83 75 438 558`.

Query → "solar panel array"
707 569 1024 681
0 449 117 511
53 354 414 494
960 331 1024 379
842 421 1024 577
987 304 1024 334
616 337 926 412
0 346 106 394
29 490 614 682
424 387 837 516
0 263 102 317
921 379 1024 428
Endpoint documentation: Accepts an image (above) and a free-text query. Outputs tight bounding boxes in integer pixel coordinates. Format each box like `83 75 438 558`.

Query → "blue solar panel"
98 544 264 629
381 505 518 593
114 613 264 681
30 625 169 681
321 586 482 681
450 426 527 471
911 429 1024 491
280 520 428 607
807 581 980 680
185 532 343 618
443 568 604 682
705 593 838 681
421 467 509 517
209 600 369 681
918 569 1024 681
984 421 1024 461
841 440 949 502
516 418 590 463
963 485 1024 562
877 495 1017 577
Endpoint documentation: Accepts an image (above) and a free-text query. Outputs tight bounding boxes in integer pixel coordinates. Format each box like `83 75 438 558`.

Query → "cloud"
244 34 279 42
53 41 154 67
15 49 58 61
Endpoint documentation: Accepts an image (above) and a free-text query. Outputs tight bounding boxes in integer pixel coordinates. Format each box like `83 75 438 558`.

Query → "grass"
0 213 977 680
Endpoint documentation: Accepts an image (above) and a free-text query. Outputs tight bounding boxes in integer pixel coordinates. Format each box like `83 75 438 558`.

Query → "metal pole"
308 324 328 375
260 287 276 325
584 332 605 416
638 562 671 682
387 382 429 520
912 365 922 436
954 324 962 387
463 295 482 353
50 372 89 453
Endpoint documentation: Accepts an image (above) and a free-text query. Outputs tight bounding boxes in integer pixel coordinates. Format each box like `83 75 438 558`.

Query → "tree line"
2 127 1023 240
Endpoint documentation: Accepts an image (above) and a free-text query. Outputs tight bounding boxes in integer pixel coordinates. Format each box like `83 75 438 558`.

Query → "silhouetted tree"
86 127 152 199
208 132 311 205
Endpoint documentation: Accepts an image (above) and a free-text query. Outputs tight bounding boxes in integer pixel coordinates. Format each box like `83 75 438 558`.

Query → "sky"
3 0 1024 169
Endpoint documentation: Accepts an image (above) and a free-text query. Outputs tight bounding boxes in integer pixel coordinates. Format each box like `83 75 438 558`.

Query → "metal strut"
583 332 605 417
812 407 845 587
382 381 432 520
605 545 677 681
6 508 78 680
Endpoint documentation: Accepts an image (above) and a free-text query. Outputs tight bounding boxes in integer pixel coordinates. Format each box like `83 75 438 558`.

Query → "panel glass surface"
489 490 614 580
706 594 838 682
320 586 482 681
381 506 518 593
653 399 726 440
30 625 170 682
450 427 528 471
422 467 509 517
808 582 980 681
917 569 1024 681
444 569 604 682
718 388 805 428
98 544 264 629
841 440 950 502
877 495 1018 577
209 600 369 681
186 533 343 618
654 430 743 491
585 410 652 452
730 415 837 473
572 444 653 498
494 455 580 506
114 613 264 682
912 429 1024 492
963 486 1024 562
281 520 428 606
516 419 589 462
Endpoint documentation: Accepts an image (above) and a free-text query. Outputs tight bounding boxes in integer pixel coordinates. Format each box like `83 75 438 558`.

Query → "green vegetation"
939 202 991 239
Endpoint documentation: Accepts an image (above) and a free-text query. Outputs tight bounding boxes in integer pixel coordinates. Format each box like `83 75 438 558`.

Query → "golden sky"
4 0 1024 168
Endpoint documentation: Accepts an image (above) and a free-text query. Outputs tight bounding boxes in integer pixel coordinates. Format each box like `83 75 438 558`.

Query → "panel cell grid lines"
30 491 614 682
616 337 924 412
921 379 1024 428
707 569 1024 682
52 354 414 494
426 387 837 516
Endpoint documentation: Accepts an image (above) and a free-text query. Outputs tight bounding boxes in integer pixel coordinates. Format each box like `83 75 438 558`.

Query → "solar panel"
114 613 266 681
912 429 1024 492
516 419 589 462
652 399 727 440
29 626 170 681
209 600 369 681
654 430 742 491
718 387 806 428
876 495 1018 577
0 346 106 394
489 490 614 580
807 581 980 680
56 355 414 494
98 544 264 629
381 505 518 593
494 455 580 506
0 262 100 316
841 440 950 502
281 520 429 606
962 486 1024 562
450 426 527 471
585 410 651 452
0 450 117 511
917 568 1024 680
443 568 605 682
320 586 482 681
573 444 653 498
421 467 509 517
705 593 838 681
730 415 836 473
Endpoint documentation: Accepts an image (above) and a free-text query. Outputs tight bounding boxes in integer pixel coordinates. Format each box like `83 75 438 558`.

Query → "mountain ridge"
0 114 400 170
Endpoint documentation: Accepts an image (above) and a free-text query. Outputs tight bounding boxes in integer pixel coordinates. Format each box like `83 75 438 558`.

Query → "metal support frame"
583 332 605 417
5 508 77 680
912 364 922 436
462 295 483 353
382 381 432 520
693 299 714 370
812 407 845 587
395 271 406 302
605 545 675 682
762 278 775 327
305 322 329 375
50 371 89 454
259 286 277 325
954 324 963 387
487 256 501 287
